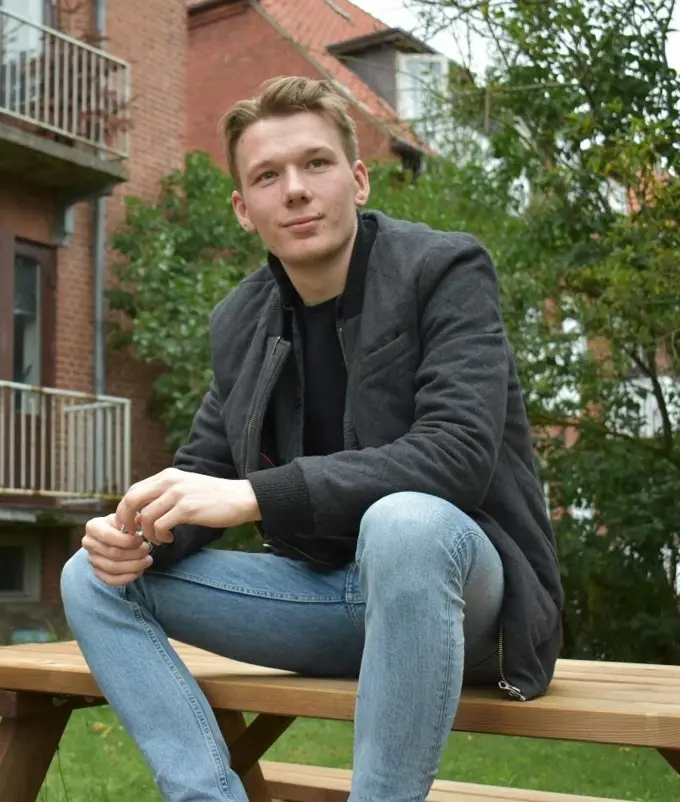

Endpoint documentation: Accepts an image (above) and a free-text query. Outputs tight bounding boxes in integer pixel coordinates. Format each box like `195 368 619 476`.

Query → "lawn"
36 706 680 801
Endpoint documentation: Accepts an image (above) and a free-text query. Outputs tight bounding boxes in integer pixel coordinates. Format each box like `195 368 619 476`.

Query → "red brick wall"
104 0 188 480
1 2 187 610
0 183 55 242
187 2 395 171
41 529 72 605
1 1 186 483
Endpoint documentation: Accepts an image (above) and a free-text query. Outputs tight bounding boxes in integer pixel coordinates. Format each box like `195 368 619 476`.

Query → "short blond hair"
220 76 359 189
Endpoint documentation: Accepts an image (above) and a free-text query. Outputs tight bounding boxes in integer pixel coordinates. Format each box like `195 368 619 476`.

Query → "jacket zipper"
245 336 282 476
337 324 348 369
497 625 527 701
336 323 360 453
269 536 338 569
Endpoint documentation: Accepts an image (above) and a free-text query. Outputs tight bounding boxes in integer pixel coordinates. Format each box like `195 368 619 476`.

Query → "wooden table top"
1 641 679 750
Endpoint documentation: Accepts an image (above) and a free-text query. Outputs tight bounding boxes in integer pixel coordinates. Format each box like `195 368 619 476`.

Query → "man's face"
231 112 370 266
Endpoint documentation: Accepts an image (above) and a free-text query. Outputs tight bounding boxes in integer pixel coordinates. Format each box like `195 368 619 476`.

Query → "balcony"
0 7 130 201
0 381 131 508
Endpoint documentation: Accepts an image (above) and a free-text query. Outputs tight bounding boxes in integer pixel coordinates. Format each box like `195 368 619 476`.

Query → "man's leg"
350 491 504 802
60 548 364 802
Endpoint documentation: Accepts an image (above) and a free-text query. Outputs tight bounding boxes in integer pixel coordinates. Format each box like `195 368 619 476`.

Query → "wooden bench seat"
260 761 628 802
0 639 679 801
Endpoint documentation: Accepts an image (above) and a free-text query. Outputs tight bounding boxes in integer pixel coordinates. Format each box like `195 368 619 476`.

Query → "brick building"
187 0 442 169
0 0 442 639
0 0 186 640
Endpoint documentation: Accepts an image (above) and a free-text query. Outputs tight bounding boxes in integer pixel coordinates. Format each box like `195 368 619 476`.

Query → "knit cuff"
247 462 315 539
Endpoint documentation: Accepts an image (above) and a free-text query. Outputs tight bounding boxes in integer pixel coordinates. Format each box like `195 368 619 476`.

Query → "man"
61 76 563 802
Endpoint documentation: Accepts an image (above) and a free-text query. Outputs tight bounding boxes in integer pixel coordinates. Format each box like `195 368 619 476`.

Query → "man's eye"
257 171 277 182
309 159 328 168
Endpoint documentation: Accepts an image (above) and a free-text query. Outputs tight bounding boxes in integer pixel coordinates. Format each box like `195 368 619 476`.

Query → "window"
0 1 58 110
14 255 41 386
0 0 49 61
0 535 41 601
396 53 448 122
0 232 56 388
616 375 680 439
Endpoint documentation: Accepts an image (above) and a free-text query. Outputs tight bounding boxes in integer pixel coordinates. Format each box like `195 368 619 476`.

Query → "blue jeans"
61 492 504 802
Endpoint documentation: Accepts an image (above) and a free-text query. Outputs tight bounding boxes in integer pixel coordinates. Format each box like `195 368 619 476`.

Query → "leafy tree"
109 151 264 452
405 0 680 661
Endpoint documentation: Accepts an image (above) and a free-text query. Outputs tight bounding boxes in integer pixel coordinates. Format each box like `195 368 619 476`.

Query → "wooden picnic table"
0 639 679 801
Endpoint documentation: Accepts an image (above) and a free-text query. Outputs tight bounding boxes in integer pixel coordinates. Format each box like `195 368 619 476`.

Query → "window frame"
0 230 56 388
395 52 449 122
0 533 42 602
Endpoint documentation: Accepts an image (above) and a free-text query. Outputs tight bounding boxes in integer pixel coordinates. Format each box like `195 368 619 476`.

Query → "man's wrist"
237 479 262 523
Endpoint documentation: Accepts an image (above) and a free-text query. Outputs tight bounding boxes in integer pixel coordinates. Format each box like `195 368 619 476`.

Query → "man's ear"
352 160 370 207
232 190 256 233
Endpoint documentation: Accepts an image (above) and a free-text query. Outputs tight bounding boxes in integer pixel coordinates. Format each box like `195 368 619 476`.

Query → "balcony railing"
0 7 130 159
0 381 131 502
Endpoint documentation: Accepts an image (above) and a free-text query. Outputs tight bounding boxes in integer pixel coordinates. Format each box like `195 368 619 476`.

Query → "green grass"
36 706 679 801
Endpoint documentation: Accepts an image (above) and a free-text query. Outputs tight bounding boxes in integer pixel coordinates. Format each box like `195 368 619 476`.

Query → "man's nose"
283 168 311 203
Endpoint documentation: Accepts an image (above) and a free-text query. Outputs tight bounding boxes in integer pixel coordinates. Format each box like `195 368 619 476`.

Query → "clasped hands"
81 469 260 587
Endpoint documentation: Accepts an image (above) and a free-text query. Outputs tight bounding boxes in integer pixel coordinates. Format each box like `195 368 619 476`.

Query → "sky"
354 0 680 75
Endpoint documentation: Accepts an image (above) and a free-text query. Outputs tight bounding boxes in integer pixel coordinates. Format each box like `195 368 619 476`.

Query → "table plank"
1 641 679 751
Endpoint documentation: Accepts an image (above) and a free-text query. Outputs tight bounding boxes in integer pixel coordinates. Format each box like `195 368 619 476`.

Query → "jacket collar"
266 211 377 321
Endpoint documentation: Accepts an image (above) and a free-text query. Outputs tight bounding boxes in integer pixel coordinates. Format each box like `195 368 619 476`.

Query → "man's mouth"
283 215 322 228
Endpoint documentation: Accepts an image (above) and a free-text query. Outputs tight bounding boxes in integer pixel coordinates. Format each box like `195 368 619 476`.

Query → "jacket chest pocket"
355 334 418 443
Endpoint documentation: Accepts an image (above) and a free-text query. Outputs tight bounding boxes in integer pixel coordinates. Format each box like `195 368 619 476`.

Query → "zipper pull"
498 680 527 701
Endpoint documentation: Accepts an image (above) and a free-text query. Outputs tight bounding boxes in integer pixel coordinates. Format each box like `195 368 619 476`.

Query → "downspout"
93 0 106 400
93 0 107 499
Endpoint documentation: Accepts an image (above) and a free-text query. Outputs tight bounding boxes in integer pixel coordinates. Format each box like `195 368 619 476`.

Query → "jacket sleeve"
248 236 509 542
148 379 238 569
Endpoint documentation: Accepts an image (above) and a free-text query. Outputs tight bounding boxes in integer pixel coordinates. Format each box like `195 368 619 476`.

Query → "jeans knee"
357 492 480 579
60 548 104 619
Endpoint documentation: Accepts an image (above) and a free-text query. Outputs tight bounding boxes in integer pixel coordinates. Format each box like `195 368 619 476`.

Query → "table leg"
659 748 680 775
230 713 296 777
0 701 70 802
215 711 296 800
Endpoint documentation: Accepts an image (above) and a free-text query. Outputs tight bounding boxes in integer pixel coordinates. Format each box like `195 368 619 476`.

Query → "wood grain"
0 707 71 802
214 709 272 802
260 762 630 802
1 641 679 751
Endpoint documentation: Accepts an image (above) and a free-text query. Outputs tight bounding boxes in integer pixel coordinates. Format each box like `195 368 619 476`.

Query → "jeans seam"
344 564 365 634
129 599 235 800
420 534 470 797
153 569 343 603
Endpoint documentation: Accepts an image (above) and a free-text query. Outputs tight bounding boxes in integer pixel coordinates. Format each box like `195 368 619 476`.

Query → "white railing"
0 7 130 159
0 381 131 501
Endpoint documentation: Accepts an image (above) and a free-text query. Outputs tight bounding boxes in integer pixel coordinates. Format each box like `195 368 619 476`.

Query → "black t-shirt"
299 297 346 457
268 214 377 461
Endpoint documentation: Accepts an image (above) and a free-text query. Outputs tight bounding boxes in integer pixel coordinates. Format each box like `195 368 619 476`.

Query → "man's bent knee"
357 491 482 572
60 547 115 617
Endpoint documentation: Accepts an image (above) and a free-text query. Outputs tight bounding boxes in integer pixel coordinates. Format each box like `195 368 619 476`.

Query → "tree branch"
626 346 675 454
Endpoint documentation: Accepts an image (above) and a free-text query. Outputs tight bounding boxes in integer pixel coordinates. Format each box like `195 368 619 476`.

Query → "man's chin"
278 238 338 267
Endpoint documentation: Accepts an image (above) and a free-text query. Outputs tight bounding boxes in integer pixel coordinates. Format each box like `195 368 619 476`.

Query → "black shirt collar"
266 211 377 321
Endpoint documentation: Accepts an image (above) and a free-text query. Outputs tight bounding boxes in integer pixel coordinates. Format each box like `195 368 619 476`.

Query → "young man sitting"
61 75 564 802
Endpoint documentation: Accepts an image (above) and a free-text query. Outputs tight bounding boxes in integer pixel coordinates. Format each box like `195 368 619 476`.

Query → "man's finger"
93 568 144 587
84 519 143 551
88 552 153 576
136 492 176 545
115 471 169 533
153 503 190 539
82 533 151 562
